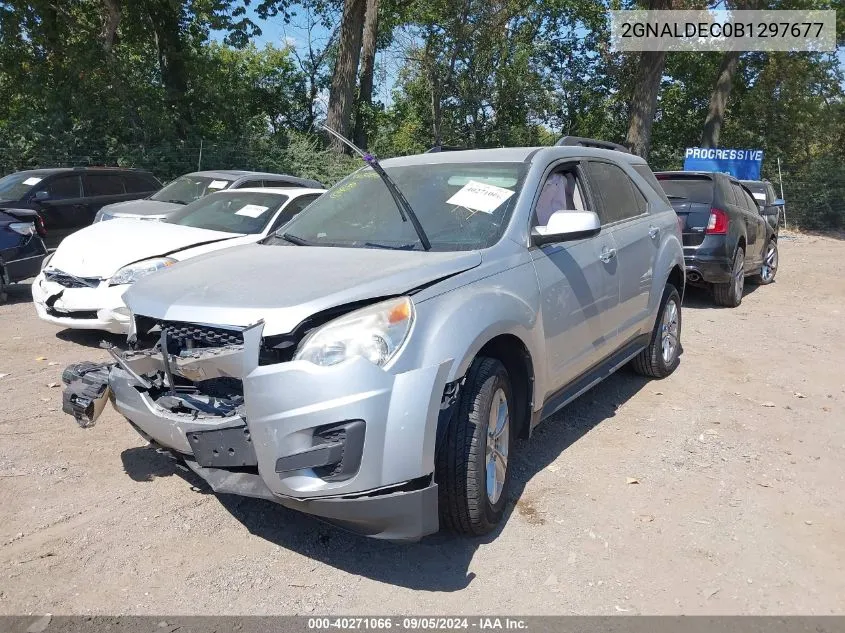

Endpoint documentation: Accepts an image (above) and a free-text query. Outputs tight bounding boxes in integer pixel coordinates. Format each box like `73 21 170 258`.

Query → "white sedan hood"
47 220 241 278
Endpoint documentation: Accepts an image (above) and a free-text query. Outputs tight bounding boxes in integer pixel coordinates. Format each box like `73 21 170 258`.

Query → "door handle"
599 247 616 263
648 225 660 239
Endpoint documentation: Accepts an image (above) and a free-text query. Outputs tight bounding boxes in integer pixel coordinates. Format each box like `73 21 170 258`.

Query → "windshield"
278 162 526 251
149 175 234 204
741 181 768 202
657 176 714 204
165 191 287 234
0 173 42 200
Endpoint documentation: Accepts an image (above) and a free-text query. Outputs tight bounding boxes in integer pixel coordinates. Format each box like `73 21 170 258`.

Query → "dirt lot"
1 232 843 616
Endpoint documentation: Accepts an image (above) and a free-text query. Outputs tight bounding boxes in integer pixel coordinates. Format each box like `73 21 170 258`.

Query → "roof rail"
425 145 466 153
555 136 630 153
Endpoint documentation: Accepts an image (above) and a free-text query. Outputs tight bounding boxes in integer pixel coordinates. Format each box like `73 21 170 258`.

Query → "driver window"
534 167 586 227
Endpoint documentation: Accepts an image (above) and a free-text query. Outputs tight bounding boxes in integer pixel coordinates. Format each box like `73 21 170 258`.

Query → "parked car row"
6 140 784 543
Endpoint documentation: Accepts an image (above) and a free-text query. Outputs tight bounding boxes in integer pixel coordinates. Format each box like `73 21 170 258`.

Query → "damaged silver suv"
62 136 684 541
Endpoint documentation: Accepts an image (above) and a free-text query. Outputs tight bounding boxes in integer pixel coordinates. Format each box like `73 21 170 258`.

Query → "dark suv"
0 167 161 247
655 171 779 307
741 179 784 231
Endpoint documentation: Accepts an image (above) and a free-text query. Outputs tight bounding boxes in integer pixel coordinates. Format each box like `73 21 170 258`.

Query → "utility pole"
197 138 203 171
777 156 786 227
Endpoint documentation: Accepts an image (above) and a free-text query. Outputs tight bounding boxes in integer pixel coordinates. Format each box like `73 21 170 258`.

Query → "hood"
47 220 238 278
101 199 183 218
125 244 482 334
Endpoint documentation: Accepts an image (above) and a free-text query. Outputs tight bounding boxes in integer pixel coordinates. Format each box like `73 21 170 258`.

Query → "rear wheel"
713 247 745 307
751 239 778 285
631 284 682 378
437 357 513 536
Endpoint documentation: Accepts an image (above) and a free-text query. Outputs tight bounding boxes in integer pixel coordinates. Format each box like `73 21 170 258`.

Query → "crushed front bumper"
62 321 450 541
32 274 132 333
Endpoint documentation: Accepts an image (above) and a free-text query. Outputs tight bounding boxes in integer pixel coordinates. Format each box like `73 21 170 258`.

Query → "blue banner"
683 147 763 180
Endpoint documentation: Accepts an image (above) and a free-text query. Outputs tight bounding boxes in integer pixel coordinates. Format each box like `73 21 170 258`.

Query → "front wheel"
631 283 682 378
437 357 513 536
751 239 778 285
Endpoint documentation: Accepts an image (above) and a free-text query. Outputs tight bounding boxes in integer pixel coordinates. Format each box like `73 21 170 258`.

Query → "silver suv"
62 138 685 541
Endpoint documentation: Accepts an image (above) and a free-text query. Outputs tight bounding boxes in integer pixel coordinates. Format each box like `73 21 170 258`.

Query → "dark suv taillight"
706 208 729 234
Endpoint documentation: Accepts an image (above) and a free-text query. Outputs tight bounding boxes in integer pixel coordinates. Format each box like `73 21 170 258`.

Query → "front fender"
391 260 545 406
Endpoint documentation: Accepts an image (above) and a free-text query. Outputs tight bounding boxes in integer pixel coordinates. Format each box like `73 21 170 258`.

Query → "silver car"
62 140 684 541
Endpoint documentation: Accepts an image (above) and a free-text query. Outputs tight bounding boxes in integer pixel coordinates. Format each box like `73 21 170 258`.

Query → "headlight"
293 297 414 367
108 257 176 286
40 252 54 271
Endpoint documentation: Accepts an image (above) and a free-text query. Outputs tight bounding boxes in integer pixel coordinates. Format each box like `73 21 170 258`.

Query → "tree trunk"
101 0 121 53
700 51 741 148
624 50 666 159
624 0 672 159
145 0 191 138
353 0 379 149
326 0 366 152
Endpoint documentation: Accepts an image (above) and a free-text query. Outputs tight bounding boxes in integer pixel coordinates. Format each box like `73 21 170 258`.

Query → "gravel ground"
1 232 843 615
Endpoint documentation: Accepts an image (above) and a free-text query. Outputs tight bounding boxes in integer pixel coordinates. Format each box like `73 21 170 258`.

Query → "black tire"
631 284 682 379
437 357 513 536
713 247 745 307
750 238 778 285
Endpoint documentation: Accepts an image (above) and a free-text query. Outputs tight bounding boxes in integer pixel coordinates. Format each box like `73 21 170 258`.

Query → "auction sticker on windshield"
208 180 228 189
234 204 270 218
23 177 42 186
447 180 515 214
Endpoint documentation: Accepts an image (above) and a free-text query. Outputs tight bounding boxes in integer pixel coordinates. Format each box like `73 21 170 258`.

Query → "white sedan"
32 187 323 333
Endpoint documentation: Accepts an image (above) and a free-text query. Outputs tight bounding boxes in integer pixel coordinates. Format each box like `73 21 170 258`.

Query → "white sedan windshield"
166 192 287 234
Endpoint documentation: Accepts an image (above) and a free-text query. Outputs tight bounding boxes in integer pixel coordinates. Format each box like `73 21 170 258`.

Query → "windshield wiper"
666 195 687 200
363 241 420 251
319 124 431 251
164 199 187 205
281 232 316 246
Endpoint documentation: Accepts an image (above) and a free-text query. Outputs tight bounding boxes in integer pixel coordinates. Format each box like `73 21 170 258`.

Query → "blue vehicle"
0 206 48 302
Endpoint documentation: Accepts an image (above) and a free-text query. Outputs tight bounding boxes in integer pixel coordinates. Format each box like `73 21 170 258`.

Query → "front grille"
44 271 101 289
46 307 99 320
162 321 245 348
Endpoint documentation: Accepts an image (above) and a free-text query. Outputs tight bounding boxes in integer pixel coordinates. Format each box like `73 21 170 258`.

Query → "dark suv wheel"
713 247 745 307
437 357 513 536
751 238 778 285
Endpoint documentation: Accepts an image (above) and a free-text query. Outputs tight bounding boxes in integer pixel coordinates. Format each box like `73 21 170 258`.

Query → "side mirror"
532 210 601 246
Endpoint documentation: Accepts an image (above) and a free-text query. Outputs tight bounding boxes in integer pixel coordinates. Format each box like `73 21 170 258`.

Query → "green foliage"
0 0 842 228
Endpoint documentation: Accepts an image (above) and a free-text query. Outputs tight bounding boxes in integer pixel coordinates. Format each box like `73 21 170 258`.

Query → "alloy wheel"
760 242 778 282
485 388 510 505
660 298 680 364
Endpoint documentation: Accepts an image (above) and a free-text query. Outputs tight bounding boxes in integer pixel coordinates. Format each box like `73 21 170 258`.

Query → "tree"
699 50 740 147
353 0 379 148
325 0 366 150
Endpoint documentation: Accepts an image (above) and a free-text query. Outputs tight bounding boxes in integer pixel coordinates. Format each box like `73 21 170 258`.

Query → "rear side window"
633 165 670 205
271 193 321 231
237 179 264 188
586 161 644 224
731 183 754 211
123 173 159 193
740 186 759 212
264 177 304 188
84 174 124 196
43 175 82 200
656 176 714 204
